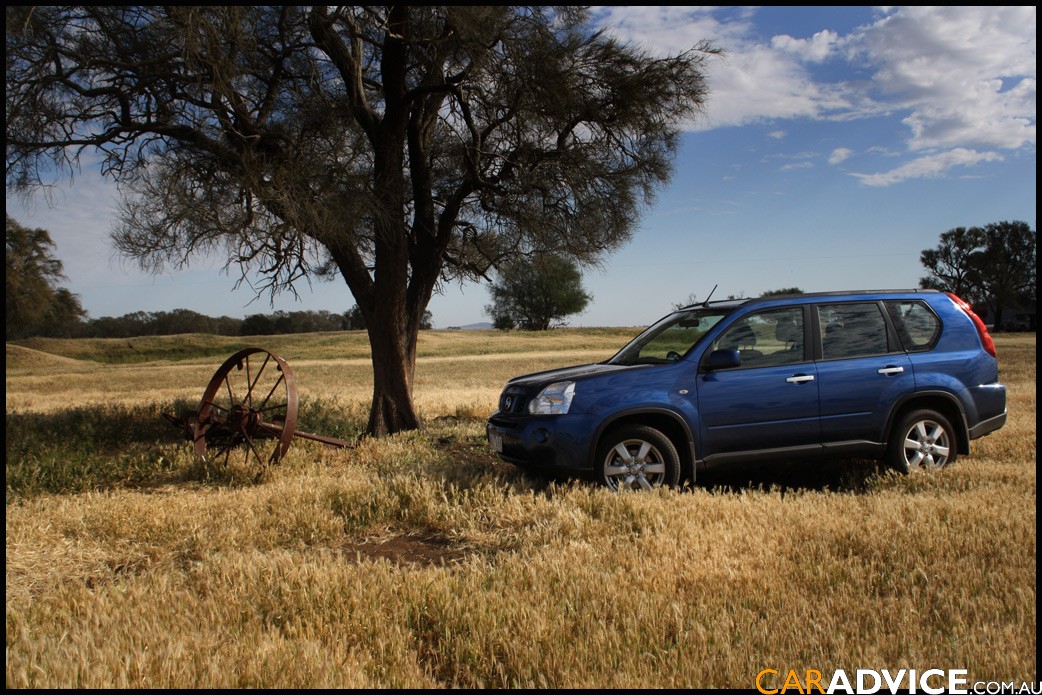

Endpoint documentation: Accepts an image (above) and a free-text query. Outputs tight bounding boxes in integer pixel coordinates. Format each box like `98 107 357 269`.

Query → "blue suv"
487 290 1007 489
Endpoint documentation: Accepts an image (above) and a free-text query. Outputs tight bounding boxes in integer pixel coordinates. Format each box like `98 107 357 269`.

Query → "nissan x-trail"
487 290 1007 490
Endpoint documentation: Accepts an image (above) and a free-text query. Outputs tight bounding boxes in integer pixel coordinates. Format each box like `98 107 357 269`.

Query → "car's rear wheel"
887 409 957 473
596 424 681 491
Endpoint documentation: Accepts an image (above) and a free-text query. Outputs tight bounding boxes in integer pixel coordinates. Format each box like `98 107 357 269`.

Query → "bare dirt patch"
344 533 471 567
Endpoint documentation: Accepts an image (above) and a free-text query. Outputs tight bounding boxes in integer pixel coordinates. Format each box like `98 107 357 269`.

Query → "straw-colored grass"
5 330 1036 688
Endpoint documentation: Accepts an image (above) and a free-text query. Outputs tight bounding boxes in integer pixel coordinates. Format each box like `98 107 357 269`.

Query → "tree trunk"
339 8 443 437
365 311 421 436
991 304 1004 332
360 114 423 436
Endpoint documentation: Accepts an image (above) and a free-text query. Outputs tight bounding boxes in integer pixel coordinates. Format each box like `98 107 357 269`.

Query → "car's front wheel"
595 424 681 491
887 409 957 473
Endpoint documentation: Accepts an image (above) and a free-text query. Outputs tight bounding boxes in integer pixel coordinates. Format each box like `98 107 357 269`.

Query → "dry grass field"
5 330 1036 688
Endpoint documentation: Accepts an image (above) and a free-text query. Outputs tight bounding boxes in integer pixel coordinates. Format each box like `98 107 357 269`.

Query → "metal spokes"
902 419 951 469
193 348 299 470
602 438 668 491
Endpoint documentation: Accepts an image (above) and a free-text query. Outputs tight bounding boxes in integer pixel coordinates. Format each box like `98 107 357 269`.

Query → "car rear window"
885 300 941 351
818 302 890 359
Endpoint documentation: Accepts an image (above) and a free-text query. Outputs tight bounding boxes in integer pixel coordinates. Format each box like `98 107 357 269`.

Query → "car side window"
818 303 890 359
712 307 804 369
885 300 941 351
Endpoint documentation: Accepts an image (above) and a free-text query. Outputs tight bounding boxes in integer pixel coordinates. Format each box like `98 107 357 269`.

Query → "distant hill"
5 344 92 371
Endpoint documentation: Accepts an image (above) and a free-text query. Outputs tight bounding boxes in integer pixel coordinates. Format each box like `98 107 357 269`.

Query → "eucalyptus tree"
6 6 716 434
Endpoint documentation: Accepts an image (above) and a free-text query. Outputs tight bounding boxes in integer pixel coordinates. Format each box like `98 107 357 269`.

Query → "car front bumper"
486 412 597 472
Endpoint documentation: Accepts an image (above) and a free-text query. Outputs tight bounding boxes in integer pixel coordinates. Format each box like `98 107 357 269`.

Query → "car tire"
887 409 958 473
595 424 681 491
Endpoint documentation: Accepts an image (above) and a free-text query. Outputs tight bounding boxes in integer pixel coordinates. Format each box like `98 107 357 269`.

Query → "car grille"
499 389 530 414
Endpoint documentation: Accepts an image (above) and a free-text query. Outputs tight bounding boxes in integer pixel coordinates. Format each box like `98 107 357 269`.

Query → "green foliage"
761 287 804 297
920 226 989 301
486 254 591 330
5 215 85 339
343 305 367 331
920 220 1035 327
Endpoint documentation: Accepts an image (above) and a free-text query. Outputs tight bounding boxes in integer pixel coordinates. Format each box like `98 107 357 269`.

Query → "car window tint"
885 300 940 350
712 307 804 369
818 303 889 359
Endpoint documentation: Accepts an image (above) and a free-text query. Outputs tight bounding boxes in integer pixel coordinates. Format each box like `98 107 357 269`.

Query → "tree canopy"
761 287 804 297
920 220 1035 328
486 254 591 330
6 6 716 434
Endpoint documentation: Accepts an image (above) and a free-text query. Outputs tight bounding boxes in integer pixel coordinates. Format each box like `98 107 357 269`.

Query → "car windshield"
606 308 731 366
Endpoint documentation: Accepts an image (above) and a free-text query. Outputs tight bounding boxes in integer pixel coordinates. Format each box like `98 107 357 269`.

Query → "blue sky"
6 6 1037 328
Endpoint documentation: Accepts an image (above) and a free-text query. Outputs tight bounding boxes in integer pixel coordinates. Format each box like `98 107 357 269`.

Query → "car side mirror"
704 348 741 371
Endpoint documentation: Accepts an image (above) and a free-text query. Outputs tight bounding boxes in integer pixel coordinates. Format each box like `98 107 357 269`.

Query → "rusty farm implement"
166 347 351 469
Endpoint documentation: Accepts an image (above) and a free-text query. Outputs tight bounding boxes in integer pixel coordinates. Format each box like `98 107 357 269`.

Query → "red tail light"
946 292 997 358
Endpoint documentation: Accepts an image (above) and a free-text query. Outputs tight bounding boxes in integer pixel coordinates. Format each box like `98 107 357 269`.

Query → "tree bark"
364 305 421 436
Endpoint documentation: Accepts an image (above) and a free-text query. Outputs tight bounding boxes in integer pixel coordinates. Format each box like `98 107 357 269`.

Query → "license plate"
489 431 503 453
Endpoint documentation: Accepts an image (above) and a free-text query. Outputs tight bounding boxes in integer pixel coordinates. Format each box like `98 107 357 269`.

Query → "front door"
695 307 820 463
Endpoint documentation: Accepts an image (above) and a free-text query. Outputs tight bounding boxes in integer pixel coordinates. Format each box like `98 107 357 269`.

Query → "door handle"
785 374 815 384
877 366 905 375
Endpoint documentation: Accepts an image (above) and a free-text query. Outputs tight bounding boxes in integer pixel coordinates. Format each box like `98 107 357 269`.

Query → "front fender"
586 406 698 474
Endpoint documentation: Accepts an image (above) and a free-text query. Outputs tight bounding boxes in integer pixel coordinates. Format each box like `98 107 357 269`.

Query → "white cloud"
595 6 1036 153
851 6 1037 151
828 148 853 165
850 148 1004 187
770 29 840 62
591 5 1035 198
592 6 854 128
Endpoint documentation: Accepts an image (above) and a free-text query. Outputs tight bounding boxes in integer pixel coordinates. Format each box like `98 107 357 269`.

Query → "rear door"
814 301 913 453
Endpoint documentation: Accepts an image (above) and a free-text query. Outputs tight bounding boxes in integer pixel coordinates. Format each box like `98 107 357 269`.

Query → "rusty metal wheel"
193 348 299 469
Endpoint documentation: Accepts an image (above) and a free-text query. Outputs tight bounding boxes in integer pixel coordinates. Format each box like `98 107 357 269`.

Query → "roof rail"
676 288 937 311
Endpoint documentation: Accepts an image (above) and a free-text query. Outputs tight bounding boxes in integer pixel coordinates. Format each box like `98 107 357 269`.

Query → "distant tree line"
81 309 245 338
9 306 433 341
87 309 354 338
10 211 437 340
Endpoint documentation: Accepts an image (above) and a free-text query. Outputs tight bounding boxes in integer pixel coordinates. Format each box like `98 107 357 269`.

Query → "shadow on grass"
505 457 896 496
5 398 367 501
693 457 894 495
7 401 898 502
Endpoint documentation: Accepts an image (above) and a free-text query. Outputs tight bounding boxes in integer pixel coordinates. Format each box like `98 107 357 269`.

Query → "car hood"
505 362 646 391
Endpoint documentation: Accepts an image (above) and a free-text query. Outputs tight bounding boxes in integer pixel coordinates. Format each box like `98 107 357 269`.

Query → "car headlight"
529 381 576 415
